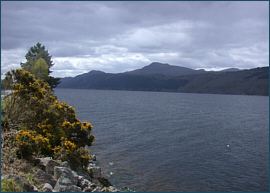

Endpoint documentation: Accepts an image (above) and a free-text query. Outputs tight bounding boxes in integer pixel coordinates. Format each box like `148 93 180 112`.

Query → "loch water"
54 89 269 192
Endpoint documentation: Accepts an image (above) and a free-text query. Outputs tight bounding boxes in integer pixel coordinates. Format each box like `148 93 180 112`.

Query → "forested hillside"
57 64 269 96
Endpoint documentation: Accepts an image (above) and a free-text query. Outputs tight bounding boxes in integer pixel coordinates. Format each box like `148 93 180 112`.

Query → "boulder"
54 184 82 192
33 169 56 187
24 182 38 192
42 183 53 192
83 187 93 192
54 176 82 192
46 159 60 175
35 157 52 170
54 176 74 187
91 155 97 161
106 186 122 192
60 161 71 169
76 166 91 181
54 166 78 185
92 186 103 192
78 176 91 189
102 186 122 192
97 176 112 187
87 167 102 179
82 183 98 192
35 157 61 176
63 185 82 192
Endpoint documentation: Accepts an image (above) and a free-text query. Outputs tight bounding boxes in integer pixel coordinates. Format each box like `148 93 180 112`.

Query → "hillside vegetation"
57 63 269 96
177 67 269 95
1 69 95 170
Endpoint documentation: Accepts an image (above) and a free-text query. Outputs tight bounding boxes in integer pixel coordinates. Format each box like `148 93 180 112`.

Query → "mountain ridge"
57 63 269 96
124 62 207 76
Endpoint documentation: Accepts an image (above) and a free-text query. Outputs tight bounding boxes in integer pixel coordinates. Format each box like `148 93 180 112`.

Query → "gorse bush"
2 69 95 169
15 130 51 158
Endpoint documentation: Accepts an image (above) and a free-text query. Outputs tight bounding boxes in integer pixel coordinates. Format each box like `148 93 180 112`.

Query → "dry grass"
1 178 23 192
1 98 42 190
1 128 42 191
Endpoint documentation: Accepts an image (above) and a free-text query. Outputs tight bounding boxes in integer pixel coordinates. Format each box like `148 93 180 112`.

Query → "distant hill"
125 62 207 76
177 67 269 95
221 68 241 72
57 63 269 96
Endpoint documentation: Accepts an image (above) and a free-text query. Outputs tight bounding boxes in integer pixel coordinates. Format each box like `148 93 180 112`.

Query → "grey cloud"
51 69 87 78
1 1 268 77
51 60 78 71
95 45 128 55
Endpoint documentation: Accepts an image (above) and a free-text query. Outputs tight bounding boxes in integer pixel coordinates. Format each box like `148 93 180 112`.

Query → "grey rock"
54 176 82 192
78 176 91 189
24 183 38 192
60 161 71 169
54 166 78 185
46 159 60 175
89 163 96 167
72 170 79 181
42 183 53 192
76 166 91 181
82 183 98 192
91 155 97 161
33 169 56 187
1 174 22 183
55 176 73 187
106 186 121 192
54 167 65 180
97 177 112 187
33 185 39 192
87 167 102 179
35 157 52 171
92 186 103 192
83 187 93 192
54 184 82 192
63 185 82 192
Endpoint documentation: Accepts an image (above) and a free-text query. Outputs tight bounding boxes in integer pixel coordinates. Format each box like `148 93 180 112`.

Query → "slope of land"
177 67 269 95
57 63 269 96
125 62 207 76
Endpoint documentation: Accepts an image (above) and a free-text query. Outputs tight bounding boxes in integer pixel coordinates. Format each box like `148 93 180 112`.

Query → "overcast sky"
1 1 269 78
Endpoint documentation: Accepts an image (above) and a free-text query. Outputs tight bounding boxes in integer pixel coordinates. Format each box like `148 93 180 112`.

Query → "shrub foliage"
2 69 95 169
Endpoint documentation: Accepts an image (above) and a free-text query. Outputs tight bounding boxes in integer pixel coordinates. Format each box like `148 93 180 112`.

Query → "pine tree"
32 58 49 81
20 42 61 88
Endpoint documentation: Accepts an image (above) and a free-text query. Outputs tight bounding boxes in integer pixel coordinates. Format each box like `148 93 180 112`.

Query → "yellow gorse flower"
6 68 95 168
62 121 71 127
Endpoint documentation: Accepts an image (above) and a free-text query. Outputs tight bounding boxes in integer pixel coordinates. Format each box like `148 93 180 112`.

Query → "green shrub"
2 69 95 168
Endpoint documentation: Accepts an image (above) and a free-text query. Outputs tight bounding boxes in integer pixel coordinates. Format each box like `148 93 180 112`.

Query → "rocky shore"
1 157 122 192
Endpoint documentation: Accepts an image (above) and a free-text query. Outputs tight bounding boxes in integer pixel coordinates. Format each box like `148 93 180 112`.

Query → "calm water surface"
54 89 269 192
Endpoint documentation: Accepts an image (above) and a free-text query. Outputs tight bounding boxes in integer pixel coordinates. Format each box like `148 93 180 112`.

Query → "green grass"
28 173 33 182
1 179 23 192
1 99 6 108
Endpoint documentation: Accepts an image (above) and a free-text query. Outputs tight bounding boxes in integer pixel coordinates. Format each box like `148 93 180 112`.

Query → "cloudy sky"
1 1 269 78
